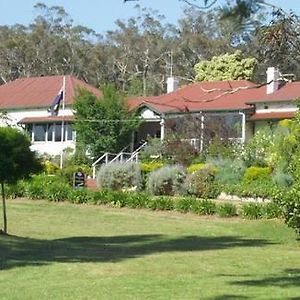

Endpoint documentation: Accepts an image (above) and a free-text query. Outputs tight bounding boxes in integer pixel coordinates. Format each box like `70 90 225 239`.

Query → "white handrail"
109 152 131 164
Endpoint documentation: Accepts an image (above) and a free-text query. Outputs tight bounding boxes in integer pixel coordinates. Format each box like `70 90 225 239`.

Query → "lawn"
0 199 299 300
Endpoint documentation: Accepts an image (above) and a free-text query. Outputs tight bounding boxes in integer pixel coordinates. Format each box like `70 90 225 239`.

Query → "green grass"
0 199 299 300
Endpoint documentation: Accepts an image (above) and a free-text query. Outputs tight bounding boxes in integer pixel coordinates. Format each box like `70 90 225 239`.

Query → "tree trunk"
1 181 7 234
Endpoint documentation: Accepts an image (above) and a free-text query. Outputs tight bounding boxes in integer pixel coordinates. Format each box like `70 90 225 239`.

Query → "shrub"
217 203 237 217
222 181 280 200
211 158 246 185
5 181 26 199
148 196 174 211
140 161 164 188
125 192 150 209
175 197 196 213
243 166 271 185
278 186 300 234
140 161 164 174
187 163 206 174
97 162 142 191
191 199 217 215
262 202 282 219
46 181 71 202
205 138 234 159
185 166 220 199
272 169 293 187
25 175 64 199
42 160 59 175
147 165 186 196
241 203 263 219
57 164 91 186
139 138 164 162
164 138 198 166
68 188 94 204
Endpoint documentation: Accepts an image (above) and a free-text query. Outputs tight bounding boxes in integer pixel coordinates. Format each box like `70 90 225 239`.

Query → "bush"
68 188 94 204
243 166 271 185
262 202 282 219
191 199 217 215
57 164 91 186
187 163 206 174
147 165 186 196
163 138 198 166
148 196 174 211
140 161 164 188
139 138 164 162
42 160 59 175
222 181 280 200
241 203 263 219
205 139 234 159
5 181 26 199
97 162 142 191
175 197 196 213
185 166 220 199
140 161 164 174
217 203 237 217
278 186 300 234
212 158 246 185
46 181 71 202
272 169 293 187
25 175 64 199
125 192 150 209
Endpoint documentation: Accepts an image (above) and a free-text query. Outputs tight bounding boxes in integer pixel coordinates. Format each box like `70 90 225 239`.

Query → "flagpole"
60 76 66 169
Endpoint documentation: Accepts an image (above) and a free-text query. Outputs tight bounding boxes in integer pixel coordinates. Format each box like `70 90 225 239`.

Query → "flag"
48 90 63 116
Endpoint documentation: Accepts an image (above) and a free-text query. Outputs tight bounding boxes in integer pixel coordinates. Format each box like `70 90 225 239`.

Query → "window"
65 123 73 141
47 124 54 141
54 123 62 142
34 124 46 141
25 124 33 141
28 122 75 142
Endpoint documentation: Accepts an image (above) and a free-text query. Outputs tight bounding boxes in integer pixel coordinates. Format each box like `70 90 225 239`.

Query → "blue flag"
48 90 63 116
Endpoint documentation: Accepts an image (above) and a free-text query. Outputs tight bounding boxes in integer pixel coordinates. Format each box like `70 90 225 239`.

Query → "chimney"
266 67 280 94
167 77 179 93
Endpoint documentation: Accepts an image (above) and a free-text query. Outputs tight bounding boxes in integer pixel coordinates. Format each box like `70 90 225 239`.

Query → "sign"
73 171 85 188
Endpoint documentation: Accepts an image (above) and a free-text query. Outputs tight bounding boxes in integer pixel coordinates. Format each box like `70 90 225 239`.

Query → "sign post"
73 171 85 188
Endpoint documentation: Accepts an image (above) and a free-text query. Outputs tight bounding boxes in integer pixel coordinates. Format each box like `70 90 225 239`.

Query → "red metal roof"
0 75 101 110
247 81 300 103
249 111 295 121
129 80 300 114
19 115 75 124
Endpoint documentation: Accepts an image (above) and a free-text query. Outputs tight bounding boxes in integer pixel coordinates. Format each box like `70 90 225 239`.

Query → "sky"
0 0 299 34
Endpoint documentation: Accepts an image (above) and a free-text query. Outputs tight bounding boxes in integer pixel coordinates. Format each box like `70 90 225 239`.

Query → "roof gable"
0 75 101 110
129 80 300 114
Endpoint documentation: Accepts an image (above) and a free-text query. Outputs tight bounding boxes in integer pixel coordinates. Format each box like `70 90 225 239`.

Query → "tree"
194 50 257 81
73 85 140 159
0 127 41 234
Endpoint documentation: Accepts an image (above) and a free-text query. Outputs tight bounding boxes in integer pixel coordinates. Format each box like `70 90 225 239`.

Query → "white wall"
0 107 75 156
255 101 298 113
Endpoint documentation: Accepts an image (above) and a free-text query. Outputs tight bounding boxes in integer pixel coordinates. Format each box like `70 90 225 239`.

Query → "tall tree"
194 50 257 81
73 85 139 159
0 127 41 234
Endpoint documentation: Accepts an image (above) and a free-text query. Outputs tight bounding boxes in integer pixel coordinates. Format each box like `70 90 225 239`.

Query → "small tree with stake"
0 127 42 234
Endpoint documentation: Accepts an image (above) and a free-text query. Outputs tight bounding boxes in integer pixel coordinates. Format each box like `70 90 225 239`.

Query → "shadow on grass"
210 295 250 300
230 268 300 288
0 234 275 270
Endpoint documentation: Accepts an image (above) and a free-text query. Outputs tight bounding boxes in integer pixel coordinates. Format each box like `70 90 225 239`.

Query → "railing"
91 142 148 179
92 152 115 179
126 141 147 162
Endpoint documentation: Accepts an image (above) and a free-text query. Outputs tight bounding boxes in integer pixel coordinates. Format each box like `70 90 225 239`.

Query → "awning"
18 115 74 124
248 111 296 121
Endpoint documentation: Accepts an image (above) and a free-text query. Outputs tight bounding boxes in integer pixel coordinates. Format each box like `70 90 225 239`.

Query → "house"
0 75 100 155
128 67 300 150
0 68 299 158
